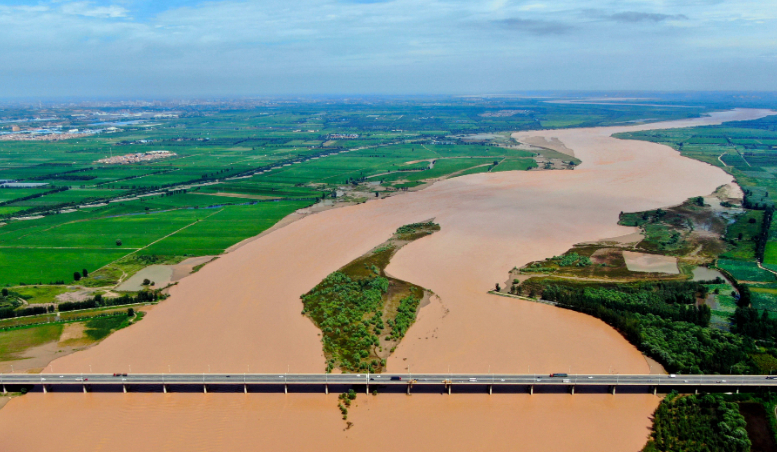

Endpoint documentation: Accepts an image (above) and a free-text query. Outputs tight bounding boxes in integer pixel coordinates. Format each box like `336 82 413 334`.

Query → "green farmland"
0 99 712 296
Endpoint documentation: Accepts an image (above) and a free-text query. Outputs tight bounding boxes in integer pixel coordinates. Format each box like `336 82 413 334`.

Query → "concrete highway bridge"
3 373 777 395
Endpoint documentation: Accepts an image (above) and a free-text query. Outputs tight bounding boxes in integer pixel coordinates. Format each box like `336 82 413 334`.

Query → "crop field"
0 198 310 285
0 100 713 294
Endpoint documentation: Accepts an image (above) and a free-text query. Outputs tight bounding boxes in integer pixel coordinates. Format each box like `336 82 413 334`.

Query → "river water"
1 109 773 451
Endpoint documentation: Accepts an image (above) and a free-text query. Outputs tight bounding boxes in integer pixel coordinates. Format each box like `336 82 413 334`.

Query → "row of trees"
58 290 162 312
0 305 53 320
756 207 774 263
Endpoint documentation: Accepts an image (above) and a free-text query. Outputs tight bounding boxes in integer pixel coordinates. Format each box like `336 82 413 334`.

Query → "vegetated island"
301 221 439 373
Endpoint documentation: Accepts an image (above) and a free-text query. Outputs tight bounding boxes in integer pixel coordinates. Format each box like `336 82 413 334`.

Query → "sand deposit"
1 108 773 452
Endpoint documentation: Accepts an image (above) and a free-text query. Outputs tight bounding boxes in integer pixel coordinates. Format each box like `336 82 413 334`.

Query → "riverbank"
0 109 773 451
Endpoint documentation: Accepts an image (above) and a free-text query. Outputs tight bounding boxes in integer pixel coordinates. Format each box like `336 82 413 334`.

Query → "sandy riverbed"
1 109 773 451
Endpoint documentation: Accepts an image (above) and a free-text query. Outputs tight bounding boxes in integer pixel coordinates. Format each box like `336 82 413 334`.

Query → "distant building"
328 133 359 139
95 150 176 165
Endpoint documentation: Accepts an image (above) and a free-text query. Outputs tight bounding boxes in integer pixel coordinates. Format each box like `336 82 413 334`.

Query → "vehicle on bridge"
549 373 568 378
390 376 402 381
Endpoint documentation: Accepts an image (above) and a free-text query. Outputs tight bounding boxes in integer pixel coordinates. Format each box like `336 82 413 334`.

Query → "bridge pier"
407 384 411 395
366 383 369 395
284 384 288 394
163 384 167 394
736 388 740 394
244 384 247 394
123 384 127 394
203 384 207 394
42 384 47 394
448 384 451 395
489 385 492 395
3 384 6 395
83 384 88 393
695 388 698 395
570 385 574 395
325 384 328 395
529 385 533 395
653 386 657 396
610 385 616 395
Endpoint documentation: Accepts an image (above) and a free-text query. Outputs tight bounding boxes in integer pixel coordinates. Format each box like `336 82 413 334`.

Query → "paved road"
3 373 777 388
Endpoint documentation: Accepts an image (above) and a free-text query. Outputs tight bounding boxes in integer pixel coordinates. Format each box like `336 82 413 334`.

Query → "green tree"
82 269 88 278
73 272 81 281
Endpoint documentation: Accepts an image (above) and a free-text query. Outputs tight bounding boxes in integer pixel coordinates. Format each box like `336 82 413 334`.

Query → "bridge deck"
3 373 777 391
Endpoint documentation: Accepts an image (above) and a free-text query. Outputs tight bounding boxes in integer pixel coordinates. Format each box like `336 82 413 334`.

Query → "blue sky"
0 0 775 98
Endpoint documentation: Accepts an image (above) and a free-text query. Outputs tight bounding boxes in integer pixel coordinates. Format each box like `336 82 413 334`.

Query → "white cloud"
61 2 129 18
0 0 775 97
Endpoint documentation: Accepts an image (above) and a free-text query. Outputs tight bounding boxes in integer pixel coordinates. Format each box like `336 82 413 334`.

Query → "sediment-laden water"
1 109 772 451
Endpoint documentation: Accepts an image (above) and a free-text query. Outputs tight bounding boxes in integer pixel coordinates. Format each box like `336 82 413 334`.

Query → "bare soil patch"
116 265 174 292
517 136 576 157
622 251 679 274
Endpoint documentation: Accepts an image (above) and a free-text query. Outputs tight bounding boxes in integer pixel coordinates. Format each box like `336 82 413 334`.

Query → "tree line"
58 290 162 312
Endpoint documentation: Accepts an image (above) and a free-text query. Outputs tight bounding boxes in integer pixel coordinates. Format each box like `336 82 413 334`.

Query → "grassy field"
492 158 538 172
10 285 71 304
0 323 63 361
751 288 777 313
718 259 776 283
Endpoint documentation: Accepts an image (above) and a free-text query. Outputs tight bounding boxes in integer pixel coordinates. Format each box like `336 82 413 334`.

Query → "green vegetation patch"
751 288 777 313
643 393 750 452
0 248 128 286
83 314 132 341
721 210 763 261
718 259 776 283
302 221 438 372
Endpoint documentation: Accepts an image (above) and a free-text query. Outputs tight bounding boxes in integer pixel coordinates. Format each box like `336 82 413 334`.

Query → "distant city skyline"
1 0 775 98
